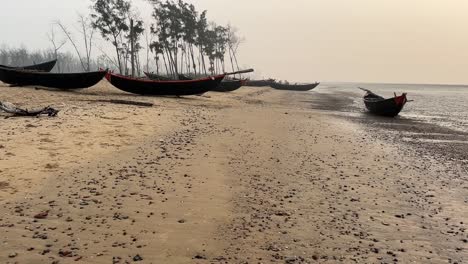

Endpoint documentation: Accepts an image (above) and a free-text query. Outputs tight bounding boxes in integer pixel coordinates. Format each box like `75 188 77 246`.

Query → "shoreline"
0 82 466 263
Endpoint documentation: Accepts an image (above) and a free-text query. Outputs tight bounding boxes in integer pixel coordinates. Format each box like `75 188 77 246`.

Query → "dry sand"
0 81 466 263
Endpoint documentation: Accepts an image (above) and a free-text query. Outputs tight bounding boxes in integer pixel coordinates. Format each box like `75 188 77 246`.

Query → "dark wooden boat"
245 79 275 87
0 59 57 72
360 88 408 117
177 74 245 92
143 72 173 81
0 66 106 89
212 79 245 92
271 82 320 91
106 72 225 96
178 74 192 81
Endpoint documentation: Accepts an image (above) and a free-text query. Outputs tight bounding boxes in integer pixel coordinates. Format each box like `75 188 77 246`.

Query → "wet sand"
0 82 466 263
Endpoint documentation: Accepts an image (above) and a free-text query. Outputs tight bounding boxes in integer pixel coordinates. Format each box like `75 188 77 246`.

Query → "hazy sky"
1 0 468 84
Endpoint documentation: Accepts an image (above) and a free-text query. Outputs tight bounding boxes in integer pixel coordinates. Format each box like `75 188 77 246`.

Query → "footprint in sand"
0 181 10 190
44 163 59 170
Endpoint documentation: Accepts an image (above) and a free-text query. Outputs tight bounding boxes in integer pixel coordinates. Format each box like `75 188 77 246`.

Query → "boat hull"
271 82 320 91
245 79 274 87
364 94 407 117
143 72 173 81
106 73 224 96
211 80 244 92
0 67 106 89
0 59 57 72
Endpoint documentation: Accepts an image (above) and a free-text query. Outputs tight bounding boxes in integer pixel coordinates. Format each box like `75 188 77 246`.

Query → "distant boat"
0 59 57 72
244 79 275 87
177 75 245 92
271 82 320 91
146 73 245 93
0 66 106 89
212 79 244 92
143 72 173 81
177 74 192 81
360 88 408 117
106 72 225 96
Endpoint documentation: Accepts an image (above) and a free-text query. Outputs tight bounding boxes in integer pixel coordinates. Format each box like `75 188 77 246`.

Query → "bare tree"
47 26 67 72
77 14 95 71
55 20 87 71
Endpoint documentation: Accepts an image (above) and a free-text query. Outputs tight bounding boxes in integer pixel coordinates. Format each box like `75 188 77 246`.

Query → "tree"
147 0 244 77
227 24 245 76
47 25 67 72
77 14 95 72
90 0 131 74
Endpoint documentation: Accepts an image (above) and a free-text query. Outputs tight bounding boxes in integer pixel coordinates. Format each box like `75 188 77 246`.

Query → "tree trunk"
228 46 235 73
113 36 122 74
155 55 160 75
230 46 241 76
199 45 207 75
189 44 197 75
130 19 135 77
180 43 185 74
161 53 169 75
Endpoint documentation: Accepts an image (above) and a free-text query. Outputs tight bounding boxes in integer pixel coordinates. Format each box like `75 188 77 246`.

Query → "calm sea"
314 82 468 134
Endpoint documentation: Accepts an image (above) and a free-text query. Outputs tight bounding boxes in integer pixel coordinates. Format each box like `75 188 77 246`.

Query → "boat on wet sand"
360 88 408 117
271 82 320 91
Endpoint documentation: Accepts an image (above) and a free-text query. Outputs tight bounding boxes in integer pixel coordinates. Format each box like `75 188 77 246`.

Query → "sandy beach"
0 82 466 263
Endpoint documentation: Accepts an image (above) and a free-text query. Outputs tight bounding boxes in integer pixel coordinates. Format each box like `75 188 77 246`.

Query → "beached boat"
211 79 244 92
244 79 275 87
0 59 57 72
107 69 254 96
143 72 173 81
177 74 192 81
106 72 225 96
360 88 408 117
176 75 245 92
0 66 106 89
271 82 320 91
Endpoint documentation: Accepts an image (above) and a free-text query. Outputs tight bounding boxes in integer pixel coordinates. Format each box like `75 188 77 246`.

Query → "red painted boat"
360 88 408 117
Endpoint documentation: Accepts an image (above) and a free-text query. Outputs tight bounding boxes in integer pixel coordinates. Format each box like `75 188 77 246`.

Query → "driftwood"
0 101 59 117
84 99 154 107
106 99 153 107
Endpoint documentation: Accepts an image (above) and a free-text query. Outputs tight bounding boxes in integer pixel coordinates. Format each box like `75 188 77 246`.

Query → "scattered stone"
193 254 206 259
34 210 49 219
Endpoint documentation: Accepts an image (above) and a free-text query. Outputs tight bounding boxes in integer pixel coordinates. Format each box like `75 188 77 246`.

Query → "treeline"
0 47 112 73
91 0 244 77
1 0 245 77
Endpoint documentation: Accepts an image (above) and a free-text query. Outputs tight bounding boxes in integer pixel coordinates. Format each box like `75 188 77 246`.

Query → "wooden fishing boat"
106 72 224 96
244 79 275 87
178 74 192 81
271 82 320 91
0 66 106 89
360 88 408 117
176 74 245 92
106 69 254 96
212 79 244 92
0 59 57 72
143 72 173 81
